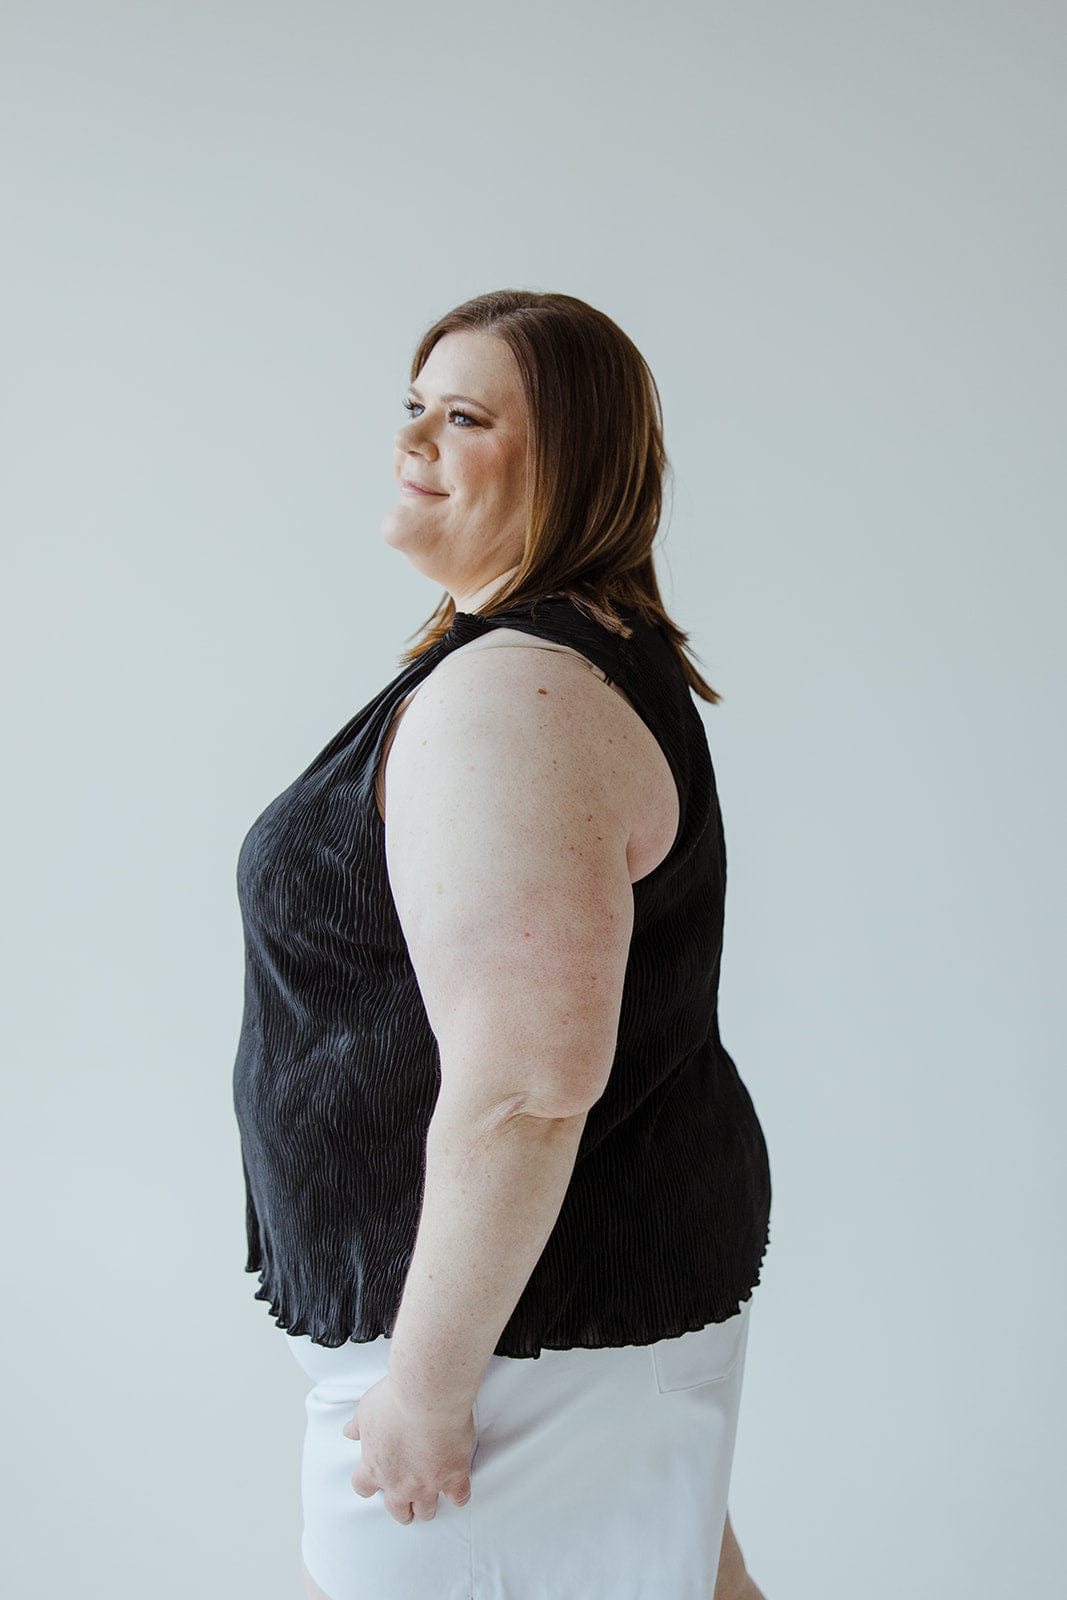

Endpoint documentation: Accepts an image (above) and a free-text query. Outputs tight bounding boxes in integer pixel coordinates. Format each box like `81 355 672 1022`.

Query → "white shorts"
286 1295 753 1600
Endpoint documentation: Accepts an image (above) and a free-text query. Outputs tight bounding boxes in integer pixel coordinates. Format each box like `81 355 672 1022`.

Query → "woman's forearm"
386 1082 590 1414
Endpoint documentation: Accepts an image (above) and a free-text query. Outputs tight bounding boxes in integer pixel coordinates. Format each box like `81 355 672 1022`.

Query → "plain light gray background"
3 3 1064 1596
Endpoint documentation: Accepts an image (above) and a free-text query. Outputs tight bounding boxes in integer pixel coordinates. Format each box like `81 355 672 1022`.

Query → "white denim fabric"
286 1294 753 1600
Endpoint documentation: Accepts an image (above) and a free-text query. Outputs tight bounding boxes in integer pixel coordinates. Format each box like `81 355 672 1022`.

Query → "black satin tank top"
231 593 772 1355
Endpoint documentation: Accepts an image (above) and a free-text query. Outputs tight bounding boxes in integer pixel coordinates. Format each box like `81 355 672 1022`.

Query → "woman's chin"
379 509 411 548
382 500 437 538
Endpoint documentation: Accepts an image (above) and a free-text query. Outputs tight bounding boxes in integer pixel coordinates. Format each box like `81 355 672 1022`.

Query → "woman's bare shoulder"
391 633 678 885
400 634 614 746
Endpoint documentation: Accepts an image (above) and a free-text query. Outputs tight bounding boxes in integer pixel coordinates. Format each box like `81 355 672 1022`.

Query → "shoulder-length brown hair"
397 288 721 705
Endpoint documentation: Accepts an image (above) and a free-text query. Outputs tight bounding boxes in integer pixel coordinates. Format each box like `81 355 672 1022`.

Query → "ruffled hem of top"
244 1257 767 1357
245 1260 360 1347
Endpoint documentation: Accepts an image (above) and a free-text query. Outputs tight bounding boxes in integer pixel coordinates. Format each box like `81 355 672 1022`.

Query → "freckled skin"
385 644 658 1114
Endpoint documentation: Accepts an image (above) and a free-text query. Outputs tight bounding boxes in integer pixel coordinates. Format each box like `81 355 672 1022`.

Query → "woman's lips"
401 480 447 496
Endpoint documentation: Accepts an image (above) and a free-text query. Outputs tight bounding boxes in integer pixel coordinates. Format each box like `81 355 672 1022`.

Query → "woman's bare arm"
381 646 635 1413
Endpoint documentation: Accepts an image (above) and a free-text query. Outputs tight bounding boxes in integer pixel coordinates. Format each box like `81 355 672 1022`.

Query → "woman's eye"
401 399 477 427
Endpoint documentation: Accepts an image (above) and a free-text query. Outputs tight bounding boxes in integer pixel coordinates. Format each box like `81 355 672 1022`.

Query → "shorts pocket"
649 1302 750 1394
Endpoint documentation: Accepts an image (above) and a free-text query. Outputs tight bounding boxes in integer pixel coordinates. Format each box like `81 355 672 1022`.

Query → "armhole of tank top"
375 631 685 882
442 631 685 879
371 639 612 825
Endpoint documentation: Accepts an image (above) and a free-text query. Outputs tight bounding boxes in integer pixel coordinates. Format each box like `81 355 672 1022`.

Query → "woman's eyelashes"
402 398 479 427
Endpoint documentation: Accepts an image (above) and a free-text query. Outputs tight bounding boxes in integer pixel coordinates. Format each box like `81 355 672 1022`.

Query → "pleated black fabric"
232 593 772 1356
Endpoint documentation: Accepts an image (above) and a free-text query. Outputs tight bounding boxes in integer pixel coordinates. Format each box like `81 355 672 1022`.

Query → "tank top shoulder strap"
443 594 628 685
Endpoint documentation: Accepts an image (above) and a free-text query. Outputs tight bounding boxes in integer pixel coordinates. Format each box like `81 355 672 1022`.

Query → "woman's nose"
395 427 437 458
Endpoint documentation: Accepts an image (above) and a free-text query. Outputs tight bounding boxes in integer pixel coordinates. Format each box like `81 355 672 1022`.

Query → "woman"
232 289 772 1600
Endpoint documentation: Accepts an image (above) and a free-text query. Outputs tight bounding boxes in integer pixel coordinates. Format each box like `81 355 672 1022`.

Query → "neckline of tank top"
444 596 642 641
447 598 553 632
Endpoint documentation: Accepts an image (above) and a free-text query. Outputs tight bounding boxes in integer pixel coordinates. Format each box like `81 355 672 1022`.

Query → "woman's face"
380 329 530 609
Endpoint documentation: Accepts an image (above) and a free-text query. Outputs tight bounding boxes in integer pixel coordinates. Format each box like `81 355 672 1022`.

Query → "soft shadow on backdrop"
3 5 1064 1598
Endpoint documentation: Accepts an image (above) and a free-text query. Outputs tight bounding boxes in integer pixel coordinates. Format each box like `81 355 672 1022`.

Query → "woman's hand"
342 1373 476 1525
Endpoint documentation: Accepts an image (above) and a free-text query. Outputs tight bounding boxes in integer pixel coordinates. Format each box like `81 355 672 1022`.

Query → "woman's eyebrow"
408 385 497 418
